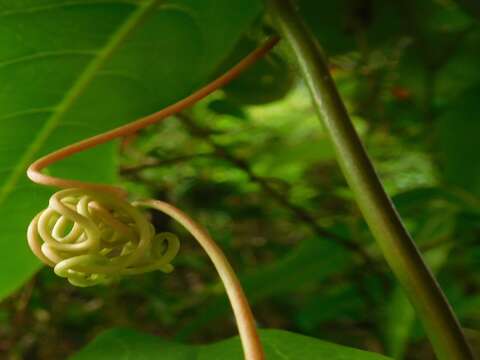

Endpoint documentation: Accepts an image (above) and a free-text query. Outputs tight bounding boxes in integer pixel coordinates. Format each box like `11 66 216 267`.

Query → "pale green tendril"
27 188 180 287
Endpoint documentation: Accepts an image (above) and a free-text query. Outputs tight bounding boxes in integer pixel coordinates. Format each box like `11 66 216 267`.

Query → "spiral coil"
27 188 179 287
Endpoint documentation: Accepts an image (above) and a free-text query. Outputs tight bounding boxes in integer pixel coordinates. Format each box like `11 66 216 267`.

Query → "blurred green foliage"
0 0 479 359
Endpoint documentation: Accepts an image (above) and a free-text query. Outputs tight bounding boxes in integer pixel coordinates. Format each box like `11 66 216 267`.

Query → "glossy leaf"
0 0 262 300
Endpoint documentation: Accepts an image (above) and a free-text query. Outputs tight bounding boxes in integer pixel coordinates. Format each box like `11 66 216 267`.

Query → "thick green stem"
267 1 474 359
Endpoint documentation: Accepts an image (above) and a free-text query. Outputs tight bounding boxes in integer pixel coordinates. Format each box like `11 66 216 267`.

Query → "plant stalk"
136 199 264 360
267 1 474 359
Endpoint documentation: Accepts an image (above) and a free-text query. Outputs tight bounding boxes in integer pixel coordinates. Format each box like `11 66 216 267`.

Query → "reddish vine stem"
135 199 264 360
26 37 280 360
27 37 279 196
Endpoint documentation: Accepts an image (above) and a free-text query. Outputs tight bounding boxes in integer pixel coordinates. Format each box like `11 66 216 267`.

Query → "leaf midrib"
0 0 160 205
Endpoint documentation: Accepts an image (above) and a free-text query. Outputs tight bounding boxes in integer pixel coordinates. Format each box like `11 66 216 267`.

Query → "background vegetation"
0 0 479 359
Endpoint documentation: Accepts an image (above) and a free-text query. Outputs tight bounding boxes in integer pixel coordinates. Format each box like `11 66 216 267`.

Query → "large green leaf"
71 328 391 360
0 0 262 300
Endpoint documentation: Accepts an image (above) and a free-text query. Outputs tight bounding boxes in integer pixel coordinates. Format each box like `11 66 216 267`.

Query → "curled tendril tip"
27 188 179 287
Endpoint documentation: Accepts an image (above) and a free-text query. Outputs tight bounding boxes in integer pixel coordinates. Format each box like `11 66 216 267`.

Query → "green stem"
267 1 474 359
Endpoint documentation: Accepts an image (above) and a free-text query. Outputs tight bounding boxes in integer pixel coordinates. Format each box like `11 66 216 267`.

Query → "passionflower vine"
24 37 278 360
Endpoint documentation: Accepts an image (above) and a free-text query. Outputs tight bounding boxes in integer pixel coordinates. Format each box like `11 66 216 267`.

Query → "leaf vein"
0 50 97 69
0 0 142 17
0 0 161 205
0 107 55 121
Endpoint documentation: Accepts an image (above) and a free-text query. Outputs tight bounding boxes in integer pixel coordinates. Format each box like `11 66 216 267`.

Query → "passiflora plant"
1 0 478 359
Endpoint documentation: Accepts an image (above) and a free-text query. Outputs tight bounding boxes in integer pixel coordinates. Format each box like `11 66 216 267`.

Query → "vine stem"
135 199 264 360
267 1 474 359
26 38 279 360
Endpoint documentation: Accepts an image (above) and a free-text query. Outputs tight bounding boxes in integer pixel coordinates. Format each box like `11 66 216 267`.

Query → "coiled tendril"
24 37 278 360
27 188 179 287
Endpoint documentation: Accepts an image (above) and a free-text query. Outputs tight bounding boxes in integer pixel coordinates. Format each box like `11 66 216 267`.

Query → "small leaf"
207 99 248 119
71 328 392 360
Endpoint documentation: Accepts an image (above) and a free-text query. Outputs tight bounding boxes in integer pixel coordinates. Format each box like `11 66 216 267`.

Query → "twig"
267 1 474 359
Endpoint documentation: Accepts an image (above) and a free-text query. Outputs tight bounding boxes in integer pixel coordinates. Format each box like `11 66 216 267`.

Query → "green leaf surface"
71 328 391 360
222 37 296 105
0 0 262 300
